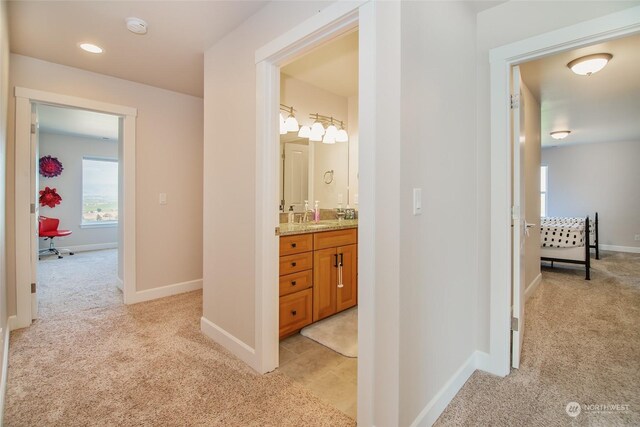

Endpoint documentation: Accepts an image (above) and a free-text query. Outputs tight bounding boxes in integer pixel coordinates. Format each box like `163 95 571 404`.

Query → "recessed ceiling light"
79 43 103 54
126 17 148 35
567 53 612 76
550 130 571 140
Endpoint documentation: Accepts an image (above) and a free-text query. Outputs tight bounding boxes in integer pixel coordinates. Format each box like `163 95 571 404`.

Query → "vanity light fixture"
298 125 311 138
79 43 103 54
308 113 349 143
310 113 326 137
280 104 299 133
550 130 571 140
567 53 612 76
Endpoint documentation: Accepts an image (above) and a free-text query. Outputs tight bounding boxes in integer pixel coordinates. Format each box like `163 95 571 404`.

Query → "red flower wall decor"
39 155 64 178
39 187 62 208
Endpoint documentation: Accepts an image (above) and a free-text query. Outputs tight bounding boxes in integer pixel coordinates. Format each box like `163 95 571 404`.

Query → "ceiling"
38 104 119 140
281 30 358 98
520 33 640 148
8 1 267 97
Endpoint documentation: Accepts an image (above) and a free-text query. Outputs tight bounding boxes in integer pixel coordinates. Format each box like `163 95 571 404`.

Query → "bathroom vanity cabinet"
278 227 358 339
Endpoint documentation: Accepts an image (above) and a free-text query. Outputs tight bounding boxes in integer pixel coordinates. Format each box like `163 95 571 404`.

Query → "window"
540 165 548 217
82 158 118 224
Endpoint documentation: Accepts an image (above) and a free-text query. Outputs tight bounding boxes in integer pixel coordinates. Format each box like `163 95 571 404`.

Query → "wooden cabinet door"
336 244 357 312
313 247 337 321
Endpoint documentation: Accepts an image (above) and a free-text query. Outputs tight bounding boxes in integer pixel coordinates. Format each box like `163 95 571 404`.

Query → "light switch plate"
413 188 422 215
159 193 167 205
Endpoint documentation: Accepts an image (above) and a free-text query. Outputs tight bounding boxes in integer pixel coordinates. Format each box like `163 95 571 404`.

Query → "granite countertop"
278 219 358 236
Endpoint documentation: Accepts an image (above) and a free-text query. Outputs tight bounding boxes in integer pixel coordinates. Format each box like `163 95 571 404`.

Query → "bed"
540 213 599 280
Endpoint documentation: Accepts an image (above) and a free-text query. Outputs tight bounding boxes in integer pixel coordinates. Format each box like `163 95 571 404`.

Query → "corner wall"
7 54 203 315
399 2 479 425
542 140 640 250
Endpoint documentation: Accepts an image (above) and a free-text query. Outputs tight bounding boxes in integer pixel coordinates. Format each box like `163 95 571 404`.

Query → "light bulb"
311 121 325 136
298 126 311 138
335 129 349 143
285 115 299 132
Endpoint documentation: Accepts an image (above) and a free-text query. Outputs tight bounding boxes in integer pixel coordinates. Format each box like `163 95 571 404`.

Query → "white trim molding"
599 244 640 254
200 316 256 370
410 351 489 427
525 273 543 301
13 87 138 328
488 6 640 377
126 279 202 305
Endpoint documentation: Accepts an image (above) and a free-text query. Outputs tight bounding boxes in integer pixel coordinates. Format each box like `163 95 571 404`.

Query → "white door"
511 65 526 368
283 143 309 211
30 104 40 319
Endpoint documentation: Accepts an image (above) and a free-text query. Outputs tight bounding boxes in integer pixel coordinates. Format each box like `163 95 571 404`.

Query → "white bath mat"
300 307 357 358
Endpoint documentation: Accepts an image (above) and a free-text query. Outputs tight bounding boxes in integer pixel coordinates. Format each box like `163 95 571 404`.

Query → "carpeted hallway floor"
5 250 354 426
436 251 640 426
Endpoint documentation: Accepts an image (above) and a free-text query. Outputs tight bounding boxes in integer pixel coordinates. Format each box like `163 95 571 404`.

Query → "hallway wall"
0 0 9 419
6 54 204 314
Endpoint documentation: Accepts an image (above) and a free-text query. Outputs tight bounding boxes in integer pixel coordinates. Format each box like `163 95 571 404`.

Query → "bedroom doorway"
488 7 640 376
34 103 122 320
13 88 137 330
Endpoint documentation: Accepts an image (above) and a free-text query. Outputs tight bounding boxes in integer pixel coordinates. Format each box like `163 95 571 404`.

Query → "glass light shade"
322 133 336 144
285 115 299 132
279 113 287 135
335 129 349 143
298 125 311 138
325 124 338 138
311 121 325 136
567 53 612 76
550 130 570 140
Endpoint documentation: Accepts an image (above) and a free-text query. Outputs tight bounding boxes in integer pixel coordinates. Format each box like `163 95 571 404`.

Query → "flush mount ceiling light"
79 43 103 54
550 130 571 140
567 53 612 76
126 17 148 35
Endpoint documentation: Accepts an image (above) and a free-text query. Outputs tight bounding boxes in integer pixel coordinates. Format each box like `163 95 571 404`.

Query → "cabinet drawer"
279 270 313 297
280 233 313 256
279 288 313 339
279 252 313 276
314 228 357 250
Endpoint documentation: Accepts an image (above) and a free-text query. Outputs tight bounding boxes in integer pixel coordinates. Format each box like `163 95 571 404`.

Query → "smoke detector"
126 17 148 35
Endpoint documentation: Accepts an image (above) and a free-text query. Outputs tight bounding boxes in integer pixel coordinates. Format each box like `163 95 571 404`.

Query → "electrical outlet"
635 234 640 241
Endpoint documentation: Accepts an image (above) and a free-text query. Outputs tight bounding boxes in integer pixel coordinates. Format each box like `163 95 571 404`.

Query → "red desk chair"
38 216 74 259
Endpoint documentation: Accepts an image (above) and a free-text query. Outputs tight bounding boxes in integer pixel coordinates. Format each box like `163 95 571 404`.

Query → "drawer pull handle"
291 281 297 286
291 243 297 248
291 310 297 316
291 262 297 267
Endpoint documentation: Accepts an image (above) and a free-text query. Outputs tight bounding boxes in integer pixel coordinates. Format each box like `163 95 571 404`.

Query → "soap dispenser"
288 206 294 224
314 201 320 223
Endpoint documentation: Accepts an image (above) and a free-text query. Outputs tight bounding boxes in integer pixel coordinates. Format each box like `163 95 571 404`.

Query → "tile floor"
278 334 357 419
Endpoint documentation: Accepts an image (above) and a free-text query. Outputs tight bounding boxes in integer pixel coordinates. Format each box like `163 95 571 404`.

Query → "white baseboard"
599 244 640 254
525 273 542 301
200 316 257 371
116 277 123 291
47 242 118 253
0 317 12 426
410 350 487 427
126 278 202 305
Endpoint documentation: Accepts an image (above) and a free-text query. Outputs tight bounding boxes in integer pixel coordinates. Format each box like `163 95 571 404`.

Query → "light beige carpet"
436 251 640 426
6 252 354 426
301 307 357 358
37 249 121 319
